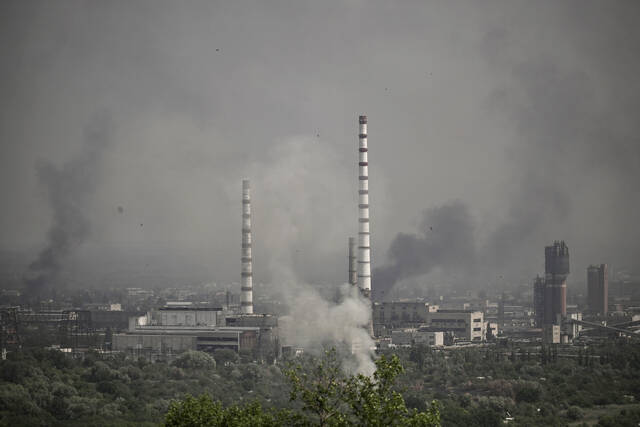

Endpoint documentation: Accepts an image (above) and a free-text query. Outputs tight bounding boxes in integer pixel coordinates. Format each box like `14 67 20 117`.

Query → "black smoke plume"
24 114 113 296
372 201 476 300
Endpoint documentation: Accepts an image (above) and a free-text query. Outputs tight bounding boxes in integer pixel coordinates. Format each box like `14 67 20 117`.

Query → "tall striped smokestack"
348 237 357 287
241 179 253 314
358 115 371 297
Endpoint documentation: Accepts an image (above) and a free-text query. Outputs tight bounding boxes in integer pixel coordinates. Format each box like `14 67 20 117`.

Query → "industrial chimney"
241 179 253 314
348 237 357 287
358 115 372 298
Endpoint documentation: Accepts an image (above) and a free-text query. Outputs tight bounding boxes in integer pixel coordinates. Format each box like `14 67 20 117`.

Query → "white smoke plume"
242 134 375 375
279 282 375 376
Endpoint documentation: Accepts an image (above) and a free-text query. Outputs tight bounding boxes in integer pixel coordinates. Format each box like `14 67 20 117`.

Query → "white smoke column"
279 281 375 376
238 134 375 374
241 179 253 314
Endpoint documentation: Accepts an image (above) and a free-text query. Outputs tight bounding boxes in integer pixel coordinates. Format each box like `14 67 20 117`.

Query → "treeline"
389 340 640 426
0 348 291 426
1 340 639 425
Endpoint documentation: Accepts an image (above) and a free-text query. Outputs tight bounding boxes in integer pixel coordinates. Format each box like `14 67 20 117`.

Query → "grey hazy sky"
1 0 639 290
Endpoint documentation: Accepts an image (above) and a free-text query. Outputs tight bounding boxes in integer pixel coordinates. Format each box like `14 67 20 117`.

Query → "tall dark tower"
587 264 608 315
544 241 569 325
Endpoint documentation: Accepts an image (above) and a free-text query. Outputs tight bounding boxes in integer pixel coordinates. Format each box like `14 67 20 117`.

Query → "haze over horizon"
1 1 639 293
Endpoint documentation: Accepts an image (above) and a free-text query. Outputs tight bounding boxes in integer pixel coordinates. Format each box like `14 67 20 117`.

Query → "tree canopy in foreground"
165 350 440 426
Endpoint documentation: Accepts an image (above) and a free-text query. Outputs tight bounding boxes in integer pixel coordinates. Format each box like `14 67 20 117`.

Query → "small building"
427 310 485 341
414 329 444 347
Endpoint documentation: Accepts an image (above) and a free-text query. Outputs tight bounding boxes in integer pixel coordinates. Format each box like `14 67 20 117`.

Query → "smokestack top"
242 179 250 189
359 115 367 124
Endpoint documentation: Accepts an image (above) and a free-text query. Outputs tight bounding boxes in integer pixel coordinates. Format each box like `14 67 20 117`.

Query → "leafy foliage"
167 349 440 426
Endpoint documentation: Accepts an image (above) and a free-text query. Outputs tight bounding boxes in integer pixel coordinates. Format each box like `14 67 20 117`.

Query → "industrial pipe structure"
348 237 357 287
241 179 253 314
357 115 372 297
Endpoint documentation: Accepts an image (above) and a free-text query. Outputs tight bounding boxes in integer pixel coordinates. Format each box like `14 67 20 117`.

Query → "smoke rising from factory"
279 282 375 375
2 2 640 292
25 114 113 296
373 201 477 300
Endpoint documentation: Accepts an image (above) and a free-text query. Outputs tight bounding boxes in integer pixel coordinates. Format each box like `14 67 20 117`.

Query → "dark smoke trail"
24 114 113 296
372 201 476 300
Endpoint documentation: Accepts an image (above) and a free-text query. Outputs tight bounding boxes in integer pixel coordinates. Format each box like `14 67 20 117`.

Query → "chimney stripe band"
359 176 368 180
359 133 367 138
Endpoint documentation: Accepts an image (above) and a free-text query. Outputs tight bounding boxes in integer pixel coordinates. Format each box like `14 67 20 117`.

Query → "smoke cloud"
373 201 477 300
25 114 113 296
374 41 640 296
279 282 375 375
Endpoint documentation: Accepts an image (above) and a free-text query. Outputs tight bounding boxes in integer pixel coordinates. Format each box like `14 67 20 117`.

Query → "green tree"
165 349 440 426
165 394 297 427
173 351 217 370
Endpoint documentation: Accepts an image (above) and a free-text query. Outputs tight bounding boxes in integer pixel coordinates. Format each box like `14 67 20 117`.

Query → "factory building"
373 302 486 342
113 326 260 360
587 264 608 315
427 310 485 342
390 328 444 347
373 301 437 333
147 305 223 327
112 305 277 360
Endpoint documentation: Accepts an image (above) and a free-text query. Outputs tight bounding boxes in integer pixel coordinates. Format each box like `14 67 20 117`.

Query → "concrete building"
543 324 561 344
428 310 485 342
113 325 260 360
112 307 279 360
391 329 414 346
373 301 438 333
148 306 223 327
390 328 444 347
373 302 485 342
485 321 499 339
544 241 569 325
587 264 608 315
414 329 444 346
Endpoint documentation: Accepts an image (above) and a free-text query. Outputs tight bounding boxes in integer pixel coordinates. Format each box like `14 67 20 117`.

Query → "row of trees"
166 350 440 426
2 339 639 425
